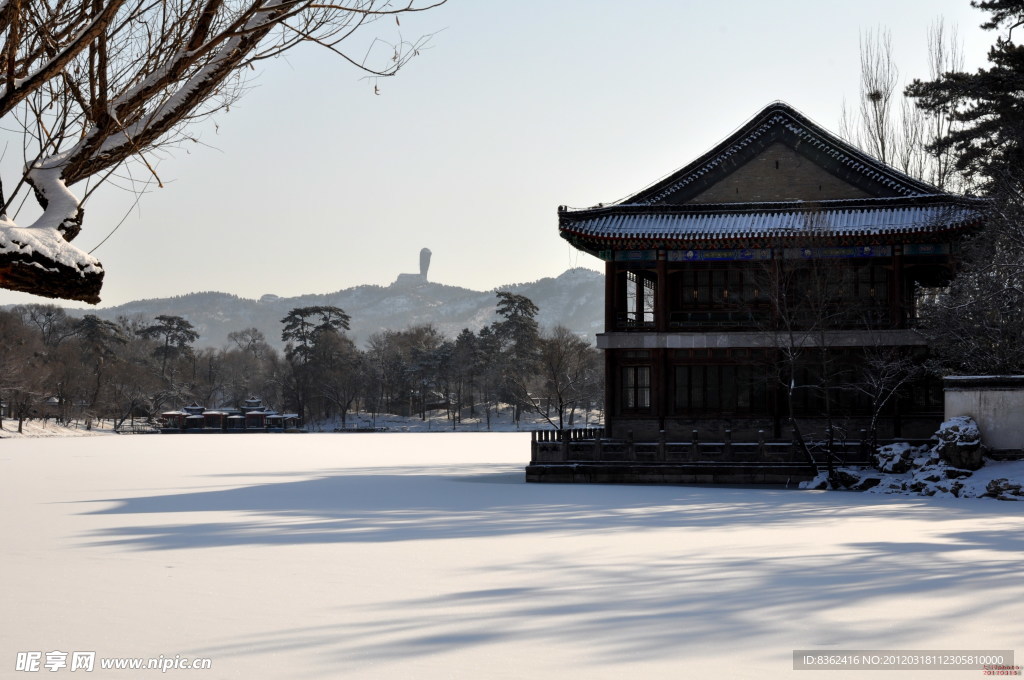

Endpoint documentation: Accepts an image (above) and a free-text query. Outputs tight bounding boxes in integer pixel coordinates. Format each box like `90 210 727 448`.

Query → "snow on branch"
0 0 444 303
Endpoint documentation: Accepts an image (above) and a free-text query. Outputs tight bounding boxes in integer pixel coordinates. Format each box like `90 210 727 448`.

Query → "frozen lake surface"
2 433 1022 678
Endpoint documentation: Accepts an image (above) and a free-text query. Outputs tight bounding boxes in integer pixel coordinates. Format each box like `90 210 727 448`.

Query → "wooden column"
604 259 616 332
656 250 669 332
603 257 617 437
604 350 616 437
770 247 782 327
654 348 667 431
771 349 784 439
893 245 904 329
655 252 670 431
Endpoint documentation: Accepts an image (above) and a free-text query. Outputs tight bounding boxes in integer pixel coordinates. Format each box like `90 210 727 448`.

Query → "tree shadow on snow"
81 463 1020 551
188 526 1024 668
78 463 1024 667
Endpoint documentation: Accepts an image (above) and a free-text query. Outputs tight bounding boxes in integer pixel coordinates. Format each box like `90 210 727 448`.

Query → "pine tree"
907 1 1024 373
907 1 1024 189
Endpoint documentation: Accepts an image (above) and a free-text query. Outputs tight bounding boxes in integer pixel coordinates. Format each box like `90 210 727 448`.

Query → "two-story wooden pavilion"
530 102 983 483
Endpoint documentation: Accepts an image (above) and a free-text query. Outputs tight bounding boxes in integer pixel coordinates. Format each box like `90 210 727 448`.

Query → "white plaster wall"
945 389 1024 450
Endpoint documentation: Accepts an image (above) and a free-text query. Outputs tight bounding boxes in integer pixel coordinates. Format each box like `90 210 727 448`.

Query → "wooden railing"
531 428 924 468
532 428 605 444
115 423 162 434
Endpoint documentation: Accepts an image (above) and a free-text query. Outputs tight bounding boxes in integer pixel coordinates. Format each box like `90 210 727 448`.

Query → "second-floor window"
625 271 656 326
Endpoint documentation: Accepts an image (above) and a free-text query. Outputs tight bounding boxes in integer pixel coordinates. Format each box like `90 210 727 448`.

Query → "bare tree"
856 27 900 167
316 330 364 427
12 304 78 347
0 0 444 302
227 327 272 360
840 20 965 190
755 238 848 468
848 345 925 452
511 325 600 431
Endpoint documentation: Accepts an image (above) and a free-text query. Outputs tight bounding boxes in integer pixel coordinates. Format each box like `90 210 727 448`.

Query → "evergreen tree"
281 306 350 365
75 315 127 408
907 1 1024 373
281 305 351 420
907 1 1024 188
137 315 199 378
490 292 541 425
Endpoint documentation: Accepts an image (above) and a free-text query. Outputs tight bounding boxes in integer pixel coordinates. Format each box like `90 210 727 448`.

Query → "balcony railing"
611 306 896 331
615 313 655 330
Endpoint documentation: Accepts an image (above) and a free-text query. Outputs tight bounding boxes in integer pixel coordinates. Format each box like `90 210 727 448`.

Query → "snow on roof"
560 199 981 243
944 375 1024 380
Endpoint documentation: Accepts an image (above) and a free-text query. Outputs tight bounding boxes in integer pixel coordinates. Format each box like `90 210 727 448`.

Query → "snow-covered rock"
986 478 1024 501
934 415 984 470
874 441 932 473
800 416 1021 500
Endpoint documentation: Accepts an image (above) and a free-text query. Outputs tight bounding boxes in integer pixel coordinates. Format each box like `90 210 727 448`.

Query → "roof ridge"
619 101 941 206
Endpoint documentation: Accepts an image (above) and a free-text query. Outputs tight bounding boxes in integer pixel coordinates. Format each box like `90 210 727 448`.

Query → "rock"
986 478 1024 501
933 481 964 497
912 452 938 468
935 416 985 470
854 476 882 491
874 443 918 474
835 469 863 489
799 471 829 490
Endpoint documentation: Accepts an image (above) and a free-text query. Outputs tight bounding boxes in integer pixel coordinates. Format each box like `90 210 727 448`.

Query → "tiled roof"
626 102 939 205
559 198 984 244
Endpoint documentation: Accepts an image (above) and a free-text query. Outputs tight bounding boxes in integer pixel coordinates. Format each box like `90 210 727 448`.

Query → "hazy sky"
0 0 996 309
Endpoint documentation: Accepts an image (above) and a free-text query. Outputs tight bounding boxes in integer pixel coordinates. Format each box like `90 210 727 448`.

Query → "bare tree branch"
0 0 446 302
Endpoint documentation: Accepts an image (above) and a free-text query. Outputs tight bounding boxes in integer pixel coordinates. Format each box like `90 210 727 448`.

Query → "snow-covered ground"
0 418 117 437
2 433 1022 679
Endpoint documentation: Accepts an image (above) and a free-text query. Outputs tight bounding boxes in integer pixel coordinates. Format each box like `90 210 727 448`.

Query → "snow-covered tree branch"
0 0 444 302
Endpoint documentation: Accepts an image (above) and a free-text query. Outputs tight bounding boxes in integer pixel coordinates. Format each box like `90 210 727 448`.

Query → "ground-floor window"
614 348 940 419
673 364 768 414
622 365 651 410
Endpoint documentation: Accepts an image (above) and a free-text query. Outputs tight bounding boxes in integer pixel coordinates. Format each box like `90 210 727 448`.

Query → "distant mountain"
79 268 604 349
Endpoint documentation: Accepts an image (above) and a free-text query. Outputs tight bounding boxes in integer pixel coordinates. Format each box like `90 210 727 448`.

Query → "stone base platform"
525 462 817 486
